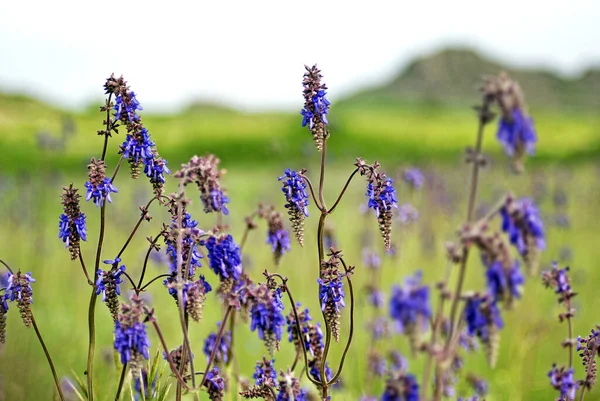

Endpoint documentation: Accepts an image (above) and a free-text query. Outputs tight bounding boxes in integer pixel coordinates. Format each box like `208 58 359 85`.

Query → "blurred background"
0 1 599 400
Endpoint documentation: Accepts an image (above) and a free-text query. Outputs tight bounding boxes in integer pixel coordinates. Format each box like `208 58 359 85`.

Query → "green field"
0 95 598 400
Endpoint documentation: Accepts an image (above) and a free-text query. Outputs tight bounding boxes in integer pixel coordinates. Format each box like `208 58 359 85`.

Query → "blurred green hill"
0 48 599 172
340 48 600 111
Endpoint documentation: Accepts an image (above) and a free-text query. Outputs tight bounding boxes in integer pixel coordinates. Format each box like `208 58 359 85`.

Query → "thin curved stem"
328 168 359 214
31 314 65 401
151 320 194 391
121 271 137 291
318 138 327 210
78 253 93 285
110 155 125 184
115 363 127 401
200 306 233 388
301 175 322 211
139 274 172 292
0 259 14 274
116 197 159 259
137 230 164 290
328 258 355 385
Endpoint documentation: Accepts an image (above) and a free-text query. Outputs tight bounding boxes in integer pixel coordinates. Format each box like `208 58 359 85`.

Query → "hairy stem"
31 314 65 401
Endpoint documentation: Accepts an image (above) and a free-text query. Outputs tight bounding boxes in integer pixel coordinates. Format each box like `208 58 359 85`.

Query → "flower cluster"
319 251 348 342
258 204 291 265
548 365 578 401
276 370 308 401
357 158 398 251
203 323 232 365
482 72 537 171
58 184 87 260
206 234 243 285
248 284 286 355
253 357 278 387
577 327 600 391
114 295 150 379
301 64 330 150
96 258 127 322
104 74 170 195
163 211 203 277
4 271 35 328
501 195 545 273
164 275 212 322
485 260 524 304
465 294 503 367
204 367 226 401
389 271 431 351
278 169 309 246
381 373 419 401
85 158 118 207
175 154 230 215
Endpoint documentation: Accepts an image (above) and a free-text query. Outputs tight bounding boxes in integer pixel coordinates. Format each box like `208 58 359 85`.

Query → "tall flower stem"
100 93 113 161
116 196 159 259
78 253 93 286
87 203 107 401
200 306 234 388
446 99 493 346
151 319 194 391
31 314 65 401
114 362 127 401
136 229 166 290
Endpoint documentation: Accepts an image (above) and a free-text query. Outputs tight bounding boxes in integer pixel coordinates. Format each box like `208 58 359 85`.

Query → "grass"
0 94 599 400
0 158 598 400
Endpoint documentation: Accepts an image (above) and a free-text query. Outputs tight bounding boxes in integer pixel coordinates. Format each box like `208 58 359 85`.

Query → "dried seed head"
59 184 87 260
175 155 230 215
5 271 35 328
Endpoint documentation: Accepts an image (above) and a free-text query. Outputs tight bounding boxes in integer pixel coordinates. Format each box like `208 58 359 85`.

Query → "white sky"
1 0 599 112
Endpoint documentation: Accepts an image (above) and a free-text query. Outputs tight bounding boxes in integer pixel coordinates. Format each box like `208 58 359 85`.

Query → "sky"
1 0 599 112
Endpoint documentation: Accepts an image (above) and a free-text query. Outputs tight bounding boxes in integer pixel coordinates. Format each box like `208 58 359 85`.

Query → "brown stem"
151 320 194 391
116 197 159 259
328 168 359 214
78 253 93 285
31 314 65 401
0 259 14 274
200 306 234 388
318 139 327 210
300 174 322 212
114 362 127 401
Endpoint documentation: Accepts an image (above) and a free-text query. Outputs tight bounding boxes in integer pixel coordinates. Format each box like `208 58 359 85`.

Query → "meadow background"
0 48 599 400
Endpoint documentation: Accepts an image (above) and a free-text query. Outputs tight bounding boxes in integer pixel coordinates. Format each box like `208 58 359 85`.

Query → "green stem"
87 204 106 401
31 314 65 401
115 363 127 401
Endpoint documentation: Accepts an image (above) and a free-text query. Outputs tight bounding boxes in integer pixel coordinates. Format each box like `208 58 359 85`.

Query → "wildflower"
205 234 242 283
389 271 431 351
114 91 143 122
397 204 419 225
358 159 397 251
203 324 232 365
164 346 192 378
483 73 537 171
548 364 578 401
381 373 419 401
5 271 35 328
576 327 599 390
309 360 332 383
175 154 230 214
96 258 126 322
362 248 381 270
276 370 307 401
368 352 387 377
114 295 150 379
485 260 524 304
301 65 330 150
465 294 503 367
542 262 575 304
368 288 385 309
164 212 203 277
204 367 226 401
253 357 278 387
501 196 545 274
389 351 408 374
259 205 291 265
278 169 309 246
249 285 286 355
58 184 87 260
403 168 424 190
467 374 489 397
85 158 118 207
286 304 313 353
0 297 8 343
319 253 347 342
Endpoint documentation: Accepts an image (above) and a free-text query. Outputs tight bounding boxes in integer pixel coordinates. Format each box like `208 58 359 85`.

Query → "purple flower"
4 272 35 304
497 108 537 157
205 234 242 283
403 168 424 189
368 288 385 309
204 367 226 401
58 213 87 247
548 365 578 400
165 213 203 276
203 324 232 365
121 127 155 165
96 262 126 302
309 361 332 382
465 295 503 342
253 357 277 386
114 298 150 365
362 248 381 270
84 177 118 207
301 89 330 129
114 92 143 122
389 271 431 333
367 178 398 217
250 288 286 348
279 169 309 217
501 197 545 256
382 374 419 401
318 274 346 313
267 229 291 256
485 261 524 301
